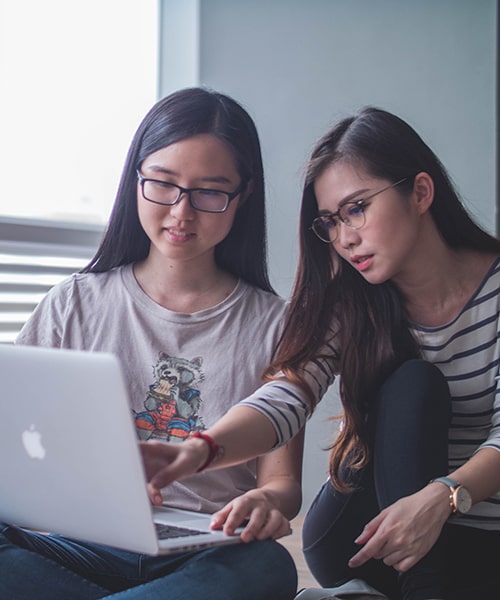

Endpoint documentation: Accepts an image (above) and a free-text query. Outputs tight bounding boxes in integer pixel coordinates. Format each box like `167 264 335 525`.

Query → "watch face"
455 487 472 514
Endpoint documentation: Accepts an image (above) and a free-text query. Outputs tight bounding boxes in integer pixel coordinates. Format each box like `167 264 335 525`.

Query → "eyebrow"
144 166 234 186
317 188 371 215
338 188 371 206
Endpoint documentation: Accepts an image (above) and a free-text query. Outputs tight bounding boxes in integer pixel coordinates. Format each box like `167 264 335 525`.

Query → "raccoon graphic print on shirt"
135 352 206 441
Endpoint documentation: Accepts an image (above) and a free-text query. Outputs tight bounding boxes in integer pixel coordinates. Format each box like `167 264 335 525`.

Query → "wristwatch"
431 476 472 515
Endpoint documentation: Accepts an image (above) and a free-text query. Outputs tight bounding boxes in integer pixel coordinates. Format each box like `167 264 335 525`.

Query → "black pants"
302 360 500 600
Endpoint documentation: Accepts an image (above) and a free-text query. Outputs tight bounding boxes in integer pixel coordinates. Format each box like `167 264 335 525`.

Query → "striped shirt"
240 257 500 530
413 256 500 529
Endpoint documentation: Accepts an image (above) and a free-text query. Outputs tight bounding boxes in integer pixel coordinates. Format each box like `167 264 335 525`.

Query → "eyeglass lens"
143 180 230 212
313 204 365 242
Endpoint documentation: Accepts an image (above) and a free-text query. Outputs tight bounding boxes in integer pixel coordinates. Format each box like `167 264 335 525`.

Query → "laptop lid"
0 344 241 555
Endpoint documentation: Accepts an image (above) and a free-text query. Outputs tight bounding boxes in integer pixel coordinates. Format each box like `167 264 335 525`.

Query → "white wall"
160 0 498 511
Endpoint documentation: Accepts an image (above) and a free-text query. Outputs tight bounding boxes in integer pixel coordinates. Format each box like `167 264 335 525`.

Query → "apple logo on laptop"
22 424 46 460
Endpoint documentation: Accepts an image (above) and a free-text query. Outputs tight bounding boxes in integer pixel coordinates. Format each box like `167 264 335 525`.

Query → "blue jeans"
0 524 297 599
302 360 500 599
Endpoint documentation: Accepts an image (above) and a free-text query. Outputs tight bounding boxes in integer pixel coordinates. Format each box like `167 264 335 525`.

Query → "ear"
412 172 434 215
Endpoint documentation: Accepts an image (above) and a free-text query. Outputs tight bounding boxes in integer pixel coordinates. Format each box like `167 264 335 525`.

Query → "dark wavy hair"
82 87 274 293
267 106 500 491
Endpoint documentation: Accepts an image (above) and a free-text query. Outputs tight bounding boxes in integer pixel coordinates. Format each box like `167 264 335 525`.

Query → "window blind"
0 218 103 343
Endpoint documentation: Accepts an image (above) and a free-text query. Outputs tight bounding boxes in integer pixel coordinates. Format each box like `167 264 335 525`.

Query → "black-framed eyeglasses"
136 171 244 213
311 177 409 243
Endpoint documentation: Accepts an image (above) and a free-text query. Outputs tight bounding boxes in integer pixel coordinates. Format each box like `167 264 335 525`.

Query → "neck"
395 243 494 327
389 214 496 326
133 253 237 313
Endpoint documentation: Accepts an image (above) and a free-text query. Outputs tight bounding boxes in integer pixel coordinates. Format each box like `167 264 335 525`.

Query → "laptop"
0 343 243 555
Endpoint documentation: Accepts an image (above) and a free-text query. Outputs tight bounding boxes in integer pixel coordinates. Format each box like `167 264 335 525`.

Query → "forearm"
203 405 279 470
445 447 500 504
141 405 280 498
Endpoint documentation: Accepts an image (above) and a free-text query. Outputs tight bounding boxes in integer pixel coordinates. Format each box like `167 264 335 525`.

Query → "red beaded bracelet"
189 431 221 472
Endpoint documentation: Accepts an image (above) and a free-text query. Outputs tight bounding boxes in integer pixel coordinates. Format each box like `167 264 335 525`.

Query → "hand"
210 489 292 543
348 484 452 572
139 438 209 504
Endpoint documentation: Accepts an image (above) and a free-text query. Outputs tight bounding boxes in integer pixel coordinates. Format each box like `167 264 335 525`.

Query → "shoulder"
34 267 127 312
476 254 500 296
231 282 288 333
240 282 287 312
63 266 126 295
16 266 131 347
486 255 500 279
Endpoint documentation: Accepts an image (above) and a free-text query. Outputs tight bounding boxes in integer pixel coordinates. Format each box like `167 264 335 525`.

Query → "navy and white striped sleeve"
238 349 337 447
478 366 500 454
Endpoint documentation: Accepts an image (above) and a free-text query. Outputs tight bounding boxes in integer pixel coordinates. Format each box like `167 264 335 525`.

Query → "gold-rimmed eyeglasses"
311 178 409 243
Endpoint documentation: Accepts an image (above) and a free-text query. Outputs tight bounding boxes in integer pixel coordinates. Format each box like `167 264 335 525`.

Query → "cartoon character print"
135 352 205 441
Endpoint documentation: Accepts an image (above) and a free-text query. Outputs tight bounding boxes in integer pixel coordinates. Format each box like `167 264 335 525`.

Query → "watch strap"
431 476 460 514
431 476 459 489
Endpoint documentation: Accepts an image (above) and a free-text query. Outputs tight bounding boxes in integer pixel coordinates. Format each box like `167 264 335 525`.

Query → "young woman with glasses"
141 107 500 599
0 87 302 600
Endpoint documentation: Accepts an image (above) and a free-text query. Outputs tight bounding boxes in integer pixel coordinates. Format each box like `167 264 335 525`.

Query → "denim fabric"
303 360 450 600
0 524 297 600
302 360 500 600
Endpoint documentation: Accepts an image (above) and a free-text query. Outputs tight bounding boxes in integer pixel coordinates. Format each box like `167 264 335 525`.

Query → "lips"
165 227 194 241
352 255 370 264
351 254 373 271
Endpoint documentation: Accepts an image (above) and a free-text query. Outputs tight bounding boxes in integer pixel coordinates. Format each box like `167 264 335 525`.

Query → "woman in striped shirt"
142 108 500 599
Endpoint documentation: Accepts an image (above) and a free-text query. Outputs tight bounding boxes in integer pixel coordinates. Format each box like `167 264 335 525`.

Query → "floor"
278 514 319 592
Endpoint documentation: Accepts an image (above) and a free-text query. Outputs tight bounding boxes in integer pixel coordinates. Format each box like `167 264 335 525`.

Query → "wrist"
188 431 223 472
428 480 455 517
186 435 211 472
429 476 472 516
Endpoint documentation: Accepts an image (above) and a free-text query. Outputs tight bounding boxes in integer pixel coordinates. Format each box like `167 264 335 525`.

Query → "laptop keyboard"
155 523 210 540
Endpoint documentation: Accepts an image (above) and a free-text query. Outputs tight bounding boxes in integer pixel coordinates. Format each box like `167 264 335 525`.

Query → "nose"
335 222 361 248
169 192 195 220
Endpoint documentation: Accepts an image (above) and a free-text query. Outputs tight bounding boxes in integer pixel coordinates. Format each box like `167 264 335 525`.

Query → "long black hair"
267 106 500 490
82 87 274 292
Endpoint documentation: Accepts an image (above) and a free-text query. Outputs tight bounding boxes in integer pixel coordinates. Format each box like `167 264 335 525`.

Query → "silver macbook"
0 343 242 555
